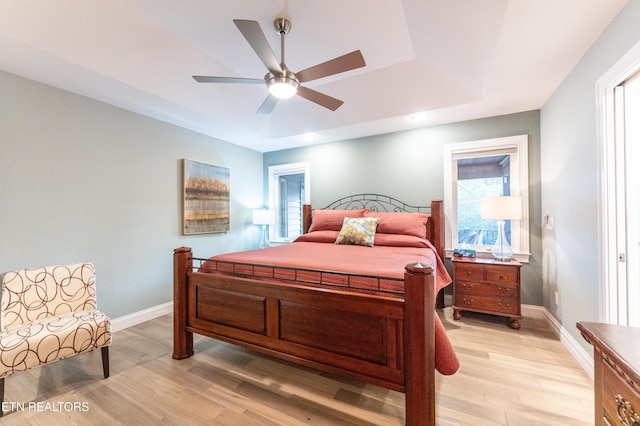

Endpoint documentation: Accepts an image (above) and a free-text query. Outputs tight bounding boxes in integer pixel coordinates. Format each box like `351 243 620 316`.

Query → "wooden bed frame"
173 196 445 425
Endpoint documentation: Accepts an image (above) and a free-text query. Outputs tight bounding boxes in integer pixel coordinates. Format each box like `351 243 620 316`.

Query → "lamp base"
258 224 271 249
491 220 513 261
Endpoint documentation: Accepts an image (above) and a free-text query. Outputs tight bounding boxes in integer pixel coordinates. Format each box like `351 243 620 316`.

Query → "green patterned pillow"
335 217 380 247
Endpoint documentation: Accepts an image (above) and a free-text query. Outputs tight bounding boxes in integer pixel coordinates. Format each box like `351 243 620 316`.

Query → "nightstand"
452 257 522 329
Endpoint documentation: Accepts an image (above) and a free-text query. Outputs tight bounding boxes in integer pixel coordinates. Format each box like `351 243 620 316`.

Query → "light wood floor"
2 308 594 425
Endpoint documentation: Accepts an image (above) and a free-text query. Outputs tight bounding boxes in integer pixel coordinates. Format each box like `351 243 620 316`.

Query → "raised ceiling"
0 0 628 152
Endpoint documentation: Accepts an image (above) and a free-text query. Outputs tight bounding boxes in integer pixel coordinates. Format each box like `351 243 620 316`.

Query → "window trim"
268 162 311 242
443 135 530 262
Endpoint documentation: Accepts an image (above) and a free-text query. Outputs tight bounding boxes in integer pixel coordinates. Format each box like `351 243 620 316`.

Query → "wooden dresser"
452 257 522 329
577 322 640 425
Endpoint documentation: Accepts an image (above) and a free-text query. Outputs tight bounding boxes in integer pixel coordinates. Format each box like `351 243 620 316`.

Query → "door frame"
596 39 640 324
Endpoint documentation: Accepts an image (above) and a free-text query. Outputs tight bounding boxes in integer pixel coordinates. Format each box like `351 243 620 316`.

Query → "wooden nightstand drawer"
455 294 519 315
453 266 484 281
485 268 519 284
456 280 518 298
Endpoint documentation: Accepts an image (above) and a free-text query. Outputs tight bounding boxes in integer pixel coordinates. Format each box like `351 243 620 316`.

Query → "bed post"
173 247 194 360
302 204 312 234
429 200 444 261
430 200 447 309
404 262 436 426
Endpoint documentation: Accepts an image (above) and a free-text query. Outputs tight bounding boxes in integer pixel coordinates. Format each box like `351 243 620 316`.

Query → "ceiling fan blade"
257 94 279 114
296 86 344 111
296 50 365 83
193 76 264 84
233 19 282 75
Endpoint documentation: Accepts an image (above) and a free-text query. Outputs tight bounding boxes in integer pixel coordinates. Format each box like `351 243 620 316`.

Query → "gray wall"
0 71 264 319
6 0 637 342
540 1 640 350
264 110 543 305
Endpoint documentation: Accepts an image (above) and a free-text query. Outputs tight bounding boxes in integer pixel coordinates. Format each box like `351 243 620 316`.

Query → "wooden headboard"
301 194 445 260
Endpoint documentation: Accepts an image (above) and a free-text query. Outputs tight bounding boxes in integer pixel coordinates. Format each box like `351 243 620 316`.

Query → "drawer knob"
498 274 504 280
462 283 474 290
462 297 473 305
615 394 640 425
497 302 511 308
466 271 472 277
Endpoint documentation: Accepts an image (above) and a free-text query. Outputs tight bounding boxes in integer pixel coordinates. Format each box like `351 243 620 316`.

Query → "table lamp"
481 196 522 261
253 209 275 249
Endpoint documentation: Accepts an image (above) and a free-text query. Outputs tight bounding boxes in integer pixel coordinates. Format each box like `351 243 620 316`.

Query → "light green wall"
540 1 640 350
264 110 543 305
0 70 264 319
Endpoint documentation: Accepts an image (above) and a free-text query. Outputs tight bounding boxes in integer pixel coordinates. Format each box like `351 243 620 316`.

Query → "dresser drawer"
602 359 640 425
455 280 518 299
454 265 484 281
485 268 519 284
454 294 519 315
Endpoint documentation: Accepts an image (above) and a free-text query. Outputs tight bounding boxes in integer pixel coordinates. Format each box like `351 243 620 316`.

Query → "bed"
173 194 459 425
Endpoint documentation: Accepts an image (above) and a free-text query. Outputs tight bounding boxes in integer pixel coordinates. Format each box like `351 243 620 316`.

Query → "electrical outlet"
554 291 559 305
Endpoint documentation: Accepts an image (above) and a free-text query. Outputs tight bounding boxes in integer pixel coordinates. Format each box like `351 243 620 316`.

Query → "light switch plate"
545 217 554 230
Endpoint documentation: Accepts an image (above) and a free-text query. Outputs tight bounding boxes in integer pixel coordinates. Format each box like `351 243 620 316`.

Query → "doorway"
598 41 640 326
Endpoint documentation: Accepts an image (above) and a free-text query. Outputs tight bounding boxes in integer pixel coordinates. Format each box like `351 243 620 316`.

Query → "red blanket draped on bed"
202 230 459 375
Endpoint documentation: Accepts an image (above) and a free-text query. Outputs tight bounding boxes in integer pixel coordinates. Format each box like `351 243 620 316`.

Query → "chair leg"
0 377 4 417
101 346 110 378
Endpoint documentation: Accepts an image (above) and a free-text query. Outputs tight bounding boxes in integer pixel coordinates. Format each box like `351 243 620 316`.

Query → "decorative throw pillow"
335 217 380 247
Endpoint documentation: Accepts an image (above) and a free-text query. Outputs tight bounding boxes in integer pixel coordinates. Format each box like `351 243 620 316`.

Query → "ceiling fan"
193 18 366 114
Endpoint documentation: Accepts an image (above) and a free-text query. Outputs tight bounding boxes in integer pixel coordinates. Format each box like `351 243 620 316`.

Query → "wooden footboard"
173 247 436 425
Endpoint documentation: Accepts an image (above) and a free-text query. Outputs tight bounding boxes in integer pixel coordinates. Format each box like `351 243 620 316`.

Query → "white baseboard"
539 307 594 379
111 301 173 332
444 294 452 306
521 303 546 319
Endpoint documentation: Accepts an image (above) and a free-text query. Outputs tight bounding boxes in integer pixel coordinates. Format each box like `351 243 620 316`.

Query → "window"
444 135 529 262
268 162 310 242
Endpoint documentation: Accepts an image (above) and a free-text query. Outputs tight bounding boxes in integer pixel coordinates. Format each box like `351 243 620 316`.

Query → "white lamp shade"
481 196 522 220
253 209 275 225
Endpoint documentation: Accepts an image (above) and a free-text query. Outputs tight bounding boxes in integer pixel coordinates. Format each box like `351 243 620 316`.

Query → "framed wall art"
183 159 230 234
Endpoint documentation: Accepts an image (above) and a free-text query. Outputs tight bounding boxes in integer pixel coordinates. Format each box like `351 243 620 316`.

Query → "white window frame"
268 161 311 243
443 135 530 262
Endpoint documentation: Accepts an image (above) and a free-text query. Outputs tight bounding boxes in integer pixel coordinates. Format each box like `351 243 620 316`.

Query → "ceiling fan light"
267 76 299 99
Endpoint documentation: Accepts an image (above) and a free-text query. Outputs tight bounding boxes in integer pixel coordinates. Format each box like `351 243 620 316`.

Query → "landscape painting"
183 159 230 234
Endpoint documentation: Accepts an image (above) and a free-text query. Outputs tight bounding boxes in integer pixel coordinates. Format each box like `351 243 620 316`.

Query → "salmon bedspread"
200 231 459 375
